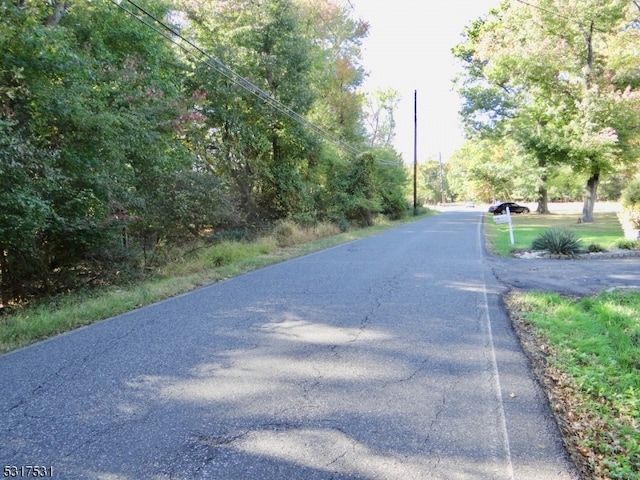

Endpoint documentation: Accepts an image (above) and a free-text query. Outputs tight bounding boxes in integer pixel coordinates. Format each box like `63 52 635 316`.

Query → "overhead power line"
109 0 370 159
514 0 584 25
514 0 632 36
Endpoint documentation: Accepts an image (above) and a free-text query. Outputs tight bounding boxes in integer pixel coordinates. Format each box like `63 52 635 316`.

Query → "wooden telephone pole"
413 90 417 215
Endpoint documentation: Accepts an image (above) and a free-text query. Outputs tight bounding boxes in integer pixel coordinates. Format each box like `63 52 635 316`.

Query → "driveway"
488 253 640 296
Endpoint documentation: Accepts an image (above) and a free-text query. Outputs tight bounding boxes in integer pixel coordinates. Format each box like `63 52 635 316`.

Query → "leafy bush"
208 228 254 244
586 243 605 253
620 179 640 228
138 170 240 241
616 239 640 250
621 178 640 206
531 228 583 255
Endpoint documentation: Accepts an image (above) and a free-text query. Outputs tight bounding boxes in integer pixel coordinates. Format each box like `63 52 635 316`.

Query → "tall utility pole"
439 151 445 204
413 90 417 215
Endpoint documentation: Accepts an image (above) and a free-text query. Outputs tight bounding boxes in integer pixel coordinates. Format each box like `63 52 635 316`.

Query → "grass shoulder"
506 290 640 480
0 210 436 355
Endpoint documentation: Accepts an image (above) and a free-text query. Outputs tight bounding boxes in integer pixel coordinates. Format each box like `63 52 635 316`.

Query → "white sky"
350 0 501 163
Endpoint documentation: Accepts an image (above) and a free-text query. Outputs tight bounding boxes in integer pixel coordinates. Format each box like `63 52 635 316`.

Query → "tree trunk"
0 249 23 305
0 248 9 306
536 184 550 214
535 157 550 213
581 172 599 223
45 1 67 27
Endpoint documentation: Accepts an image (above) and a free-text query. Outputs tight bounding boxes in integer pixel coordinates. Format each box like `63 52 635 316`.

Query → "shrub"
272 220 300 247
620 179 640 228
616 239 640 250
621 178 640 206
586 243 605 253
313 222 341 238
272 220 329 247
336 218 349 232
532 228 583 256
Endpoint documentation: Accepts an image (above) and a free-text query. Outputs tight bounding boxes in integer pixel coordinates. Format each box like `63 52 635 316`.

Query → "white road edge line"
478 215 515 479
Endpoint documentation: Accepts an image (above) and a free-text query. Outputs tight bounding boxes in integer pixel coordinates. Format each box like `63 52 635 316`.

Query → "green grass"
0 211 436 354
509 291 640 480
485 211 625 256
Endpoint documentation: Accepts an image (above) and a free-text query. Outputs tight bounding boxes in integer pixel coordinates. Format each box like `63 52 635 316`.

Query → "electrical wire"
514 0 639 38
110 0 370 158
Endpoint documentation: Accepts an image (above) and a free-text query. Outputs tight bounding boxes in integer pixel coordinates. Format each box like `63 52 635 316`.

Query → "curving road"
0 210 580 479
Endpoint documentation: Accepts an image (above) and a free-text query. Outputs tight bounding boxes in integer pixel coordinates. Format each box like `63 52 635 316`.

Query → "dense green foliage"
452 0 640 217
0 0 408 305
619 177 640 229
447 138 539 203
621 178 640 209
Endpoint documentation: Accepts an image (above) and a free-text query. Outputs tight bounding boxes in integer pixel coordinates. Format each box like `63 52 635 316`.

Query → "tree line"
449 0 640 216
0 0 407 305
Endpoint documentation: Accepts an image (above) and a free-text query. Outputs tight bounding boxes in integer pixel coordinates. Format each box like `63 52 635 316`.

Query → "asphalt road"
1 211 581 479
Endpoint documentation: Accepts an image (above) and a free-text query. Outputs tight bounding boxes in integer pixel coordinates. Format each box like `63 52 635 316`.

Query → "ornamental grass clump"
531 228 583 256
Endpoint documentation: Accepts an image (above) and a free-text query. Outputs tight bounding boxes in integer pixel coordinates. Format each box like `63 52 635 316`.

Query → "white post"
507 206 514 245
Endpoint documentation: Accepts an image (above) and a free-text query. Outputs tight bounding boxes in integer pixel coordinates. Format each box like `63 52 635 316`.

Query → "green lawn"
485 210 625 256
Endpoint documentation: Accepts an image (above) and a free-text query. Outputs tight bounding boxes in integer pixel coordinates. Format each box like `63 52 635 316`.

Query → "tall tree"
0 0 198 301
178 0 321 222
448 138 536 203
178 0 373 223
299 0 369 145
454 0 640 221
364 88 399 149
419 159 446 205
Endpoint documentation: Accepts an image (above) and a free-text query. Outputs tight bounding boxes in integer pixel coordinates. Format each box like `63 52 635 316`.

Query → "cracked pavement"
0 211 581 479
